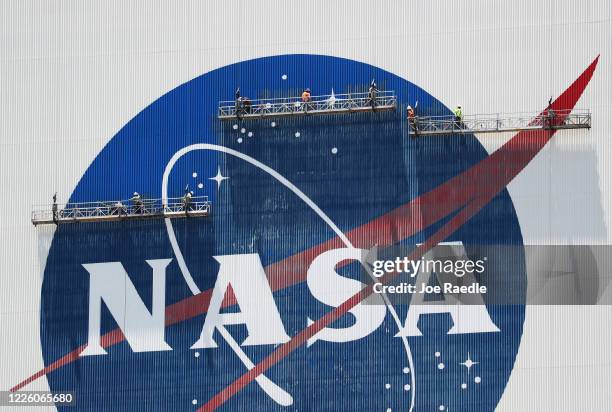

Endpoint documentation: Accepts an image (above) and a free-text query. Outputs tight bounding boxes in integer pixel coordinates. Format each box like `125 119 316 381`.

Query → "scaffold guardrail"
408 109 591 136
31 196 211 226
218 90 397 120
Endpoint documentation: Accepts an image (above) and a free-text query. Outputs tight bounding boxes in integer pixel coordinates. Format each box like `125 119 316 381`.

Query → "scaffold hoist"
407 108 591 136
31 196 211 226
32 86 592 226
218 88 591 137
218 90 398 120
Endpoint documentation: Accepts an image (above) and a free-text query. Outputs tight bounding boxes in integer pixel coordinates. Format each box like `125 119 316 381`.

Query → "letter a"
191 254 290 349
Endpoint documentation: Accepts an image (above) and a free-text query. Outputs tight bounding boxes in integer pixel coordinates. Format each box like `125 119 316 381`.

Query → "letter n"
80 259 173 356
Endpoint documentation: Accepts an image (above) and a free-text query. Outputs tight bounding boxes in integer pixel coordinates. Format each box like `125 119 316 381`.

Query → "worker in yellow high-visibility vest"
454 105 463 129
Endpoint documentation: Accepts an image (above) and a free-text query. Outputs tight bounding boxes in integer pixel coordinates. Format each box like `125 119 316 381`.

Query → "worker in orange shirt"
301 88 312 112
407 105 418 136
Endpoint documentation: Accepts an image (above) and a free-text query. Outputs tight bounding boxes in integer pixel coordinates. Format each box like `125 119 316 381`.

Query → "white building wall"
1 1 611 409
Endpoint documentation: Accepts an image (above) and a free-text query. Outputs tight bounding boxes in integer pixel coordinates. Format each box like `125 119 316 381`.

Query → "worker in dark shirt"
235 88 244 118
545 97 556 129
368 80 379 109
52 192 58 224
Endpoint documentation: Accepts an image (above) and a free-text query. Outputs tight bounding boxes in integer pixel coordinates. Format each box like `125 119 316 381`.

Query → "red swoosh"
11 56 598 395
198 56 599 411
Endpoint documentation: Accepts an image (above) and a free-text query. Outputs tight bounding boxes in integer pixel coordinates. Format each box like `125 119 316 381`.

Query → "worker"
301 88 312 112
111 200 126 216
545 108 556 129
545 96 556 129
130 192 144 214
235 87 244 118
454 105 464 129
407 105 418 135
368 80 379 109
52 192 58 224
182 189 193 213
243 96 252 114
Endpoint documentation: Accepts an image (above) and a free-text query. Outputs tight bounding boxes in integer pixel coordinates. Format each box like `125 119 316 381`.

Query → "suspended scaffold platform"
31 196 211 226
408 109 591 136
218 90 397 120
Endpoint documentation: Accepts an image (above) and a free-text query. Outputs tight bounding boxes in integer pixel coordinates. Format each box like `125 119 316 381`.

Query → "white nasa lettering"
306 248 386 347
81 246 500 355
191 254 290 349
80 259 173 356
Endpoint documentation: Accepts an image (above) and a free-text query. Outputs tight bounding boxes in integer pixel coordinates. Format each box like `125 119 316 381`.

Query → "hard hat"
133 192 139 196
305 88 310 92
190 191 194 195
407 105 412 110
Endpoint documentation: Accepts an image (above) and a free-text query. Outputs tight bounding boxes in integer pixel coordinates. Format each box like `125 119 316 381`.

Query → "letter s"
476 259 486 273
306 248 386 346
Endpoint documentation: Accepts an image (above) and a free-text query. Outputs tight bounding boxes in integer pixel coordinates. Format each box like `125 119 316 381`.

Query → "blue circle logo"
41 55 525 411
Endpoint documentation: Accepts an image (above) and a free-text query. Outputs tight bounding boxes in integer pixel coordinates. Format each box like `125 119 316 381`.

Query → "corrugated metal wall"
1 1 611 411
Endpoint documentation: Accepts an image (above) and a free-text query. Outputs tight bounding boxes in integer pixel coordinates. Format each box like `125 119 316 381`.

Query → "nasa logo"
38 55 529 411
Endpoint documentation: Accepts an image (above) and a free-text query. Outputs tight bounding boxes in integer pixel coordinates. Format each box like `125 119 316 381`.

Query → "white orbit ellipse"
161 143 415 411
